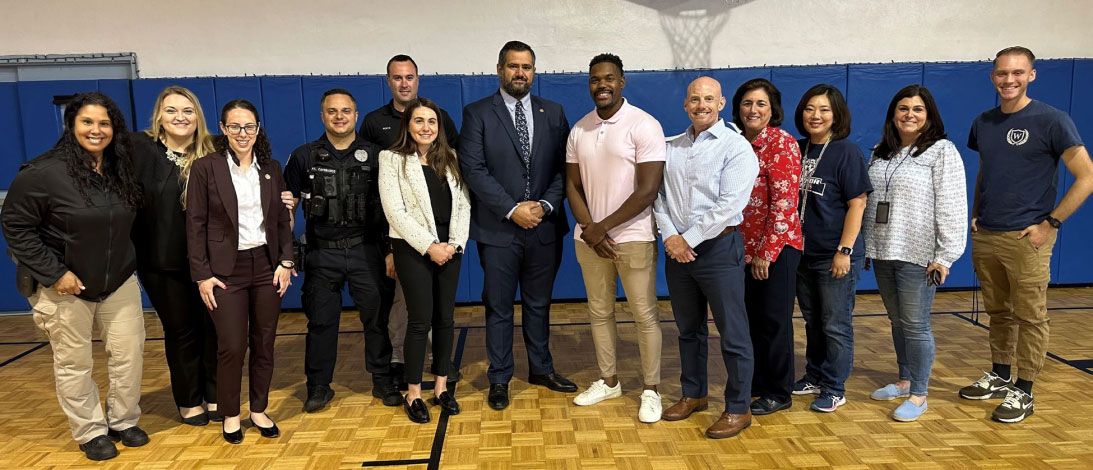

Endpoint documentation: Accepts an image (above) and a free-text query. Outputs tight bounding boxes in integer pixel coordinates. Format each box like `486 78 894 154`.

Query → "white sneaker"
638 389 662 423
573 379 622 406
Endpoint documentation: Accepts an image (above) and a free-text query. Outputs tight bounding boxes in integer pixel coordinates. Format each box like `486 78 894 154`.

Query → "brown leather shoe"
662 396 708 421
705 410 751 439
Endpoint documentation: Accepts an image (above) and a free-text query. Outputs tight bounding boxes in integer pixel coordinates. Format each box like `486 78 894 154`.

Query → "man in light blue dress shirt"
652 76 759 439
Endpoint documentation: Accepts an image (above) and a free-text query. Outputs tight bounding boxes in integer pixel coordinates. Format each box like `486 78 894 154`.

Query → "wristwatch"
539 201 551 215
837 246 853 256
280 260 296 269
1045 216 1062 229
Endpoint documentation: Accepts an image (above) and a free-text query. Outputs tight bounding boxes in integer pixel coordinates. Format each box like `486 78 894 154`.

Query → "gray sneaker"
991 387 1034 423
958 371 1012 400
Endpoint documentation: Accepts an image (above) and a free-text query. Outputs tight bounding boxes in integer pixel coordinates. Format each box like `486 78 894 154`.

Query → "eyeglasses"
225 123 260 135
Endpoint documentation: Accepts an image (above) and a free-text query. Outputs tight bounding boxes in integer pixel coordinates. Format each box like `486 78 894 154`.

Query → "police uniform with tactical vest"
284 134 402 409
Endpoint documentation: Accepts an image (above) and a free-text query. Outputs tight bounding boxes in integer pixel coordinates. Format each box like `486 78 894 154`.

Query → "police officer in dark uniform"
362 54 461 384
284 88 402 411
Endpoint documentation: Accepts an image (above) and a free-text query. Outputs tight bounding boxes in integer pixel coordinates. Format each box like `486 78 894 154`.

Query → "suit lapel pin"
539 108 544 112
264 174 271 180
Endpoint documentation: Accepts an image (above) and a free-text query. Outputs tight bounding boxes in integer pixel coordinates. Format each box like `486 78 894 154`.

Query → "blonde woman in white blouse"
863 85 967 422
379 98 470 424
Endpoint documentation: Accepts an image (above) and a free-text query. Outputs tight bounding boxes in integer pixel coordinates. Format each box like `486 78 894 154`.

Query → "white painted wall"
2 0 1090 77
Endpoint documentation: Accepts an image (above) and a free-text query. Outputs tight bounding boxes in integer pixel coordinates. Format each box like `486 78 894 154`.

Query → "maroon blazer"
186 151 293 281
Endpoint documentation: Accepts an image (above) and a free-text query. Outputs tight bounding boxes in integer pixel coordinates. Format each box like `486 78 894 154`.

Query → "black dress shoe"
222 423 244 445
78 435 118 461
404 396 431 423
529 372 578 393
372 379 404 407
429 391 461 415
180 409 210 426
207 408 223 422
107 426 149 447
488 383 509 410
304 385 335 413
750 396 792 416
251 416 280 438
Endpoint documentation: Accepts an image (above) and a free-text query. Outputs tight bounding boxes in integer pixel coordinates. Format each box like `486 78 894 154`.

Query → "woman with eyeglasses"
130 86 220 426
186 99 294 444
2 92 147 461
863 85 967 421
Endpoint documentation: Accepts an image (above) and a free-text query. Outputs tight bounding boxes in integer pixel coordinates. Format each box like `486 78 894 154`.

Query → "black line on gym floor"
358 326 468 469
361 458 429 467
0 342 46 368
427 326 468 470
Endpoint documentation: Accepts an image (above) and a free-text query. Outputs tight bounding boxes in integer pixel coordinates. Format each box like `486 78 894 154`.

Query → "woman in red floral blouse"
732 78 803 416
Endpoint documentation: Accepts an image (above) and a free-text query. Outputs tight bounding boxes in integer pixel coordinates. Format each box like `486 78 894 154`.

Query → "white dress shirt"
226 151 266 250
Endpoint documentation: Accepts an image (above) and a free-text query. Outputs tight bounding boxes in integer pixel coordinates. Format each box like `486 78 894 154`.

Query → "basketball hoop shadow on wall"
626 0 754 69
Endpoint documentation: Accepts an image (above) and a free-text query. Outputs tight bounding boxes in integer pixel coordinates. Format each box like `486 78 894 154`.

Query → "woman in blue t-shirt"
791 84 872 413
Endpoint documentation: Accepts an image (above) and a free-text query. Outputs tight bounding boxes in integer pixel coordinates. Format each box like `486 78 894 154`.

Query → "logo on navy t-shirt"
1006 128 1029 146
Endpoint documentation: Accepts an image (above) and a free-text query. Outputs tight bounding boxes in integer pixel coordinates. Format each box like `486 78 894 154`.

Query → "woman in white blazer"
379 98 470 424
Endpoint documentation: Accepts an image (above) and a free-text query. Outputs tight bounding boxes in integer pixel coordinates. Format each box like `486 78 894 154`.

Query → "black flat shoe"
107 426 149 447
488 382 509 410
750 396 792 416
429 391 461 415
180 409 210 426
253 422 280 438
222 423 243 445
404 396 431 423
528 372 578 393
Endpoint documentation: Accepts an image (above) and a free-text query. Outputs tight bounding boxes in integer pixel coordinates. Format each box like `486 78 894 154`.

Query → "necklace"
161 139 186 168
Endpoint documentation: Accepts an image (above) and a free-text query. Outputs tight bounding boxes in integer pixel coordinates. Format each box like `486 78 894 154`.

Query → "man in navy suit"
459 40 577 410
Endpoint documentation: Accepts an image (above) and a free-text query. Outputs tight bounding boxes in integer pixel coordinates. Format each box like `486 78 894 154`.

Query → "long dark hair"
874 85 947 160
55 92 142 209
794 84 851 140
732 78 784 130
213 99 272 164
390 97 462 186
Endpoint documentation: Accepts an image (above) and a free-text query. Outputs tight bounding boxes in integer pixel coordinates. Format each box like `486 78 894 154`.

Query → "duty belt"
313 236 365 249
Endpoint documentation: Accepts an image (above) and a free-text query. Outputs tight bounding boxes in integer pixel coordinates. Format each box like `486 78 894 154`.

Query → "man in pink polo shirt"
565 53 667 423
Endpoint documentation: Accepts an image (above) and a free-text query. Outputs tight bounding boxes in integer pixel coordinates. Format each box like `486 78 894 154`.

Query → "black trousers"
745 246 801 401
302 241 394 387
138 268 218 408
209 246 282 417
392 239 461 384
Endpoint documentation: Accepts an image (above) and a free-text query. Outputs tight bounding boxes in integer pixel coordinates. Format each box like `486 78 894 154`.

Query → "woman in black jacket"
1 92 148 461
130 86 220 426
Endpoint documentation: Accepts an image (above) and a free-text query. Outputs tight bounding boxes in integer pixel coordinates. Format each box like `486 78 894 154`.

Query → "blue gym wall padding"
0 59 1090 311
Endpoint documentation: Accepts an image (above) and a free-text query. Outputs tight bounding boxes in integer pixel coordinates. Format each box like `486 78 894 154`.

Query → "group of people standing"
1 43 1088 461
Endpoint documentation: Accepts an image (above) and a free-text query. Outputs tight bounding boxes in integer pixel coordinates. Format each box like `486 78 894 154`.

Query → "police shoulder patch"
354 149 368 162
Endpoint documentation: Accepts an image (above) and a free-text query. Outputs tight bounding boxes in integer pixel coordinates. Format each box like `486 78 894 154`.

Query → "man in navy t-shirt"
961 46 1093 424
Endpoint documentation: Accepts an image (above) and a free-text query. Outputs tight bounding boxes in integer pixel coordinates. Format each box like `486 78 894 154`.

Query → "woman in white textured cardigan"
379 98 470 424
863 85 967 422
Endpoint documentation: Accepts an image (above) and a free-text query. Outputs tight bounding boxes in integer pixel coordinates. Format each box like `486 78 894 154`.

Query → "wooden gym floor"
0 288 1092 469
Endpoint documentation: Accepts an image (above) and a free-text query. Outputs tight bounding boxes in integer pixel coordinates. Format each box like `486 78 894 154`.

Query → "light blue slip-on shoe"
892 398 927 422
870 383 911 401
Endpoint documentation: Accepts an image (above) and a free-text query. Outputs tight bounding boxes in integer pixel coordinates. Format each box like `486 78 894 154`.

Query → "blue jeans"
796 255 862 396
872 260 936 396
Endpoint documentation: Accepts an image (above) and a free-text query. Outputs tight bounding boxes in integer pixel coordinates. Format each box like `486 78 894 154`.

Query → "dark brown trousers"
208 246 281 417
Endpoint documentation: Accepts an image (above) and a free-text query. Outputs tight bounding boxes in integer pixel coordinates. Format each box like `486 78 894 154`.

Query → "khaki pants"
29 275 145 444
575 240 661 385
971 229 1056 381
